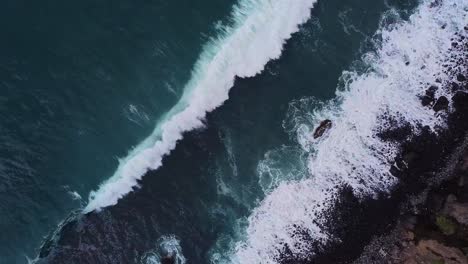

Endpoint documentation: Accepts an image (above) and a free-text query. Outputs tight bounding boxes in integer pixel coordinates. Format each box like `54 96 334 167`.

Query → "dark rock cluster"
279 17 468 264
355 147 468 264
353 25 468 264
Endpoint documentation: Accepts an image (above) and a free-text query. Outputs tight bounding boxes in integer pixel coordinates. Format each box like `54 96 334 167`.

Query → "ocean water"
0 1 234 262
0 0 466 263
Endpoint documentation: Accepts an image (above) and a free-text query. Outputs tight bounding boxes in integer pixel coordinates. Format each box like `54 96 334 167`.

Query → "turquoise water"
1 0 462 263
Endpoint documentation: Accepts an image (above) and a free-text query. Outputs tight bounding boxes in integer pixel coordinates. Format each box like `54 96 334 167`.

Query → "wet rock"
433 96 449 112
414 240 466 264
421 96 434 107
394 239 467 264
452 82 461 92
421 85 438 106
452 92 468 111
403 152 418 166
444 198 468 226
457 73 466 82
390 165 402 177
378 119 413 142
313 120 332 139
161 256 175 264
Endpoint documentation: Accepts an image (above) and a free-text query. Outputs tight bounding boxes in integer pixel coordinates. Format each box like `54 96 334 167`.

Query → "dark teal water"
0 1 234 262
0 0 427 263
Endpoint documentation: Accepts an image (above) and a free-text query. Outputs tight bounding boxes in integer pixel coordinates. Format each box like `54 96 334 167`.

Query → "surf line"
85 0 318 212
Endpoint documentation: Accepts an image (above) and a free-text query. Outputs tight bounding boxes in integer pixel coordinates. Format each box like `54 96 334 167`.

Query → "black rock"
452 82 461 92
426 85 438 97
403 152 418 165
433 96 449 112
421 86 438 106
313 120 332 139
452 91 468 111
457 73 466 82
421 96 434 107
161 256 175 264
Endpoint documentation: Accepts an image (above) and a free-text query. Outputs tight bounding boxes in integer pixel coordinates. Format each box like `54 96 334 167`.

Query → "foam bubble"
85 0 318 212
230 0 467 263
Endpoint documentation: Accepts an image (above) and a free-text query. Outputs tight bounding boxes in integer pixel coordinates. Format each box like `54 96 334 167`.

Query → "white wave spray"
228 0 468 263
85 0 317 212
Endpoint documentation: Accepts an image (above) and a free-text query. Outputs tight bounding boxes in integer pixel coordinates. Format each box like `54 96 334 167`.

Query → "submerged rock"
313 119 332 139
433 96 449 112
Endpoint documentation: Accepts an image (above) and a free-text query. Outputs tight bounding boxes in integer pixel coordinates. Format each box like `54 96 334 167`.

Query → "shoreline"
279 24 468 264
355 137 468 264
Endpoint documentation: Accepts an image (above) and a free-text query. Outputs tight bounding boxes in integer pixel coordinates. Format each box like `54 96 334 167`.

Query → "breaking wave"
85 0 318 212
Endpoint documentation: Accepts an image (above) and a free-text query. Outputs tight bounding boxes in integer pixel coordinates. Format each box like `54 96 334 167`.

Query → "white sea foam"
229 0 467 263
68 191 82 201
85 0 317 212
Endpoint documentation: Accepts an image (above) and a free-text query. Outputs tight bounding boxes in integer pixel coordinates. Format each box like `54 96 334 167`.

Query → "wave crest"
85 0 318 212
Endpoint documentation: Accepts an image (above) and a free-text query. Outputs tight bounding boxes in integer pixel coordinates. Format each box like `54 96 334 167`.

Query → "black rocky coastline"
278 26 468 264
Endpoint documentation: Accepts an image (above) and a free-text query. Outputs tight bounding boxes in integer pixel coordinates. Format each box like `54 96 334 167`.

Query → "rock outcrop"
313 120 332 139
355 148 468 264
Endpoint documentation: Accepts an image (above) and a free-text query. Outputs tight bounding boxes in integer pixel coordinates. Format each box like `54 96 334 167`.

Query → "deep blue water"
1 0 461 263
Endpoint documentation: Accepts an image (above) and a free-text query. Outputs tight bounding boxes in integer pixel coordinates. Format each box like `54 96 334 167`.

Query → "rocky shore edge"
351 28 468 264
278 21 468 264
353 27 468 264
355 138 468 264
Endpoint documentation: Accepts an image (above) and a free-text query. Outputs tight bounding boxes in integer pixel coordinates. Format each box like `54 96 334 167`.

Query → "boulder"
433 96 449 112
313 120 332 139
421 85 438 106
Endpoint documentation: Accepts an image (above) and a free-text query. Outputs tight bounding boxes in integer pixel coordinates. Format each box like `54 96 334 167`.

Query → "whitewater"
85 0 318 211
223 0 468 263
